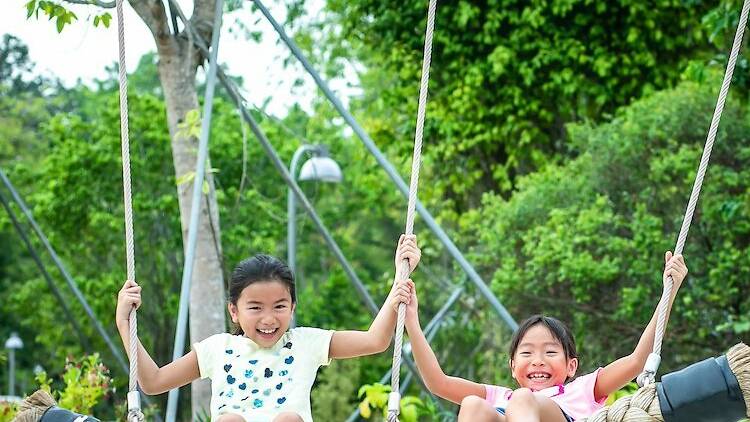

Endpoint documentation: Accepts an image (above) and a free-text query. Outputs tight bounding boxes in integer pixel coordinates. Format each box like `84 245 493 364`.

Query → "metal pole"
288 145 317 284
8 349 15 397
289 145 317 328
165 0 224 418
251 0 517 331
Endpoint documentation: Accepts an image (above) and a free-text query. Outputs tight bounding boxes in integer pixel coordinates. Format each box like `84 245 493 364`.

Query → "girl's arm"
404 284 485 404
116 280 200 395
595 252 688 400
329 235 420 359
328 279 413 359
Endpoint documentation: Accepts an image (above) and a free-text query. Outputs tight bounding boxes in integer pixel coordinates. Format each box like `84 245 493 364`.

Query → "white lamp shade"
5 333 22 349
298 156 343 183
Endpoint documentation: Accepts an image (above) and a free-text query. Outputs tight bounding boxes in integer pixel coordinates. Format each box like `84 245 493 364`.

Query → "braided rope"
638 0 750 386
583 384 663 422
727 343 750 418
114 0 143 420
388 1 437 421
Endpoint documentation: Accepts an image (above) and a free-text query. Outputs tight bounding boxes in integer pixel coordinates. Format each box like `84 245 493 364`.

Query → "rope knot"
127 409 145 422
583 384 662 422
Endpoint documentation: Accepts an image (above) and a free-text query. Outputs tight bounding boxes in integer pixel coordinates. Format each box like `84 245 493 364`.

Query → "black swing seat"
658 354 747 422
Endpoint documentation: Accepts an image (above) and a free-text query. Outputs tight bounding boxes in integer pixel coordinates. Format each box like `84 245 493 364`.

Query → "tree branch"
61 0 116 8
191 0 218 51
127 0 172 46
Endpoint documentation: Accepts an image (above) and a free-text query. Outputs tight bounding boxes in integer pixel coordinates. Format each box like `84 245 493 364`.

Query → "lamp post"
5 333 23 396
287 144 343 304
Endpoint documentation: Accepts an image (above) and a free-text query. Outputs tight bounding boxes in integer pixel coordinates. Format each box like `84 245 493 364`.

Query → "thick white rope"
637 0 750 387
114 0 143 420
388 1 437 421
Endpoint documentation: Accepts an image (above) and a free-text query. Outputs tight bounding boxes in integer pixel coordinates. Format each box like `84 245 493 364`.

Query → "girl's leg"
215 414 246 422
504 389 568 422
272 412 304 422
457 395 505 422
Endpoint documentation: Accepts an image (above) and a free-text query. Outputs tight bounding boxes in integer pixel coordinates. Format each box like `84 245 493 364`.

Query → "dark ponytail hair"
228 254 296 335
508 315 578 381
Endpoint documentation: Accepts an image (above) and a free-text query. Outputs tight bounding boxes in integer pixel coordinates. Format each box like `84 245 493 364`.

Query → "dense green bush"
460 76 750 376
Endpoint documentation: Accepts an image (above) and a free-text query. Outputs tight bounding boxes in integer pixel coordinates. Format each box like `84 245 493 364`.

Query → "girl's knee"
458 395 503 421
215 414 245 422
460 394 488 411
506 388 537 415
273 412 303 422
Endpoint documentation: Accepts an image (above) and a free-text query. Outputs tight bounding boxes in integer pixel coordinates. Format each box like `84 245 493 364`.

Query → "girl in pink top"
400 251 688 421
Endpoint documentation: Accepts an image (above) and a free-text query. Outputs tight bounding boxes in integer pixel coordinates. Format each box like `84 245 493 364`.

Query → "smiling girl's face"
509 324 578 391
228 280 295 348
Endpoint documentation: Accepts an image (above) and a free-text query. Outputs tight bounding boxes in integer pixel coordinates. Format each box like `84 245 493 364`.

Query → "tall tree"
25 0 226 414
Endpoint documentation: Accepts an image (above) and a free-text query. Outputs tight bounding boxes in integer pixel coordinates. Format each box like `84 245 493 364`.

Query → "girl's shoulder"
287 326 334 341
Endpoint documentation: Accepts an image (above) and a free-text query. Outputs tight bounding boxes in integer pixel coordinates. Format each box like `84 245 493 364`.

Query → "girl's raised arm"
595 252 688 400
404 285 485 404
328 235 420 360
116 280 200 395
328 279 414 359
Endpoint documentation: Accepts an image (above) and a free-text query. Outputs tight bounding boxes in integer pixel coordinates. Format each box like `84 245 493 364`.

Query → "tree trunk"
129 0 226 416
159 43 226 417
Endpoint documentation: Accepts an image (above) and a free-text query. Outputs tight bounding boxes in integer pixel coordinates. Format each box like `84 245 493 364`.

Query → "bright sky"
0 0 352 116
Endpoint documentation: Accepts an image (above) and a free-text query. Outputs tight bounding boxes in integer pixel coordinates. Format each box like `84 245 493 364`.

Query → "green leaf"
358 397 371 419
93 15 100 27
176 171 196 186
25 0 37 18
56 16 65 32
100 12 111 28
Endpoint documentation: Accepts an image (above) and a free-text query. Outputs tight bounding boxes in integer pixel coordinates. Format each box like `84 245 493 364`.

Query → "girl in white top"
115 235 420 422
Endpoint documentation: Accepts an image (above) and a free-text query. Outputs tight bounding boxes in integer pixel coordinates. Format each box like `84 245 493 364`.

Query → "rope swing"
114 0 144 420
584 343 750 422
637 0 750 387
578 0 750 420
387 1 438 421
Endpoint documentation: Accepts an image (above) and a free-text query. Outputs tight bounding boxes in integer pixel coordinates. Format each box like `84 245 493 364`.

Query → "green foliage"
7 2 750 414
462 78 750 370
357 383 429 422
0 354 111 420
177 108 204 140
38 354 111 414
311 359 360 421
0 402 17 422
25 0 78 33
0 34 43 94
321 0 714 212
92 12 111 28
